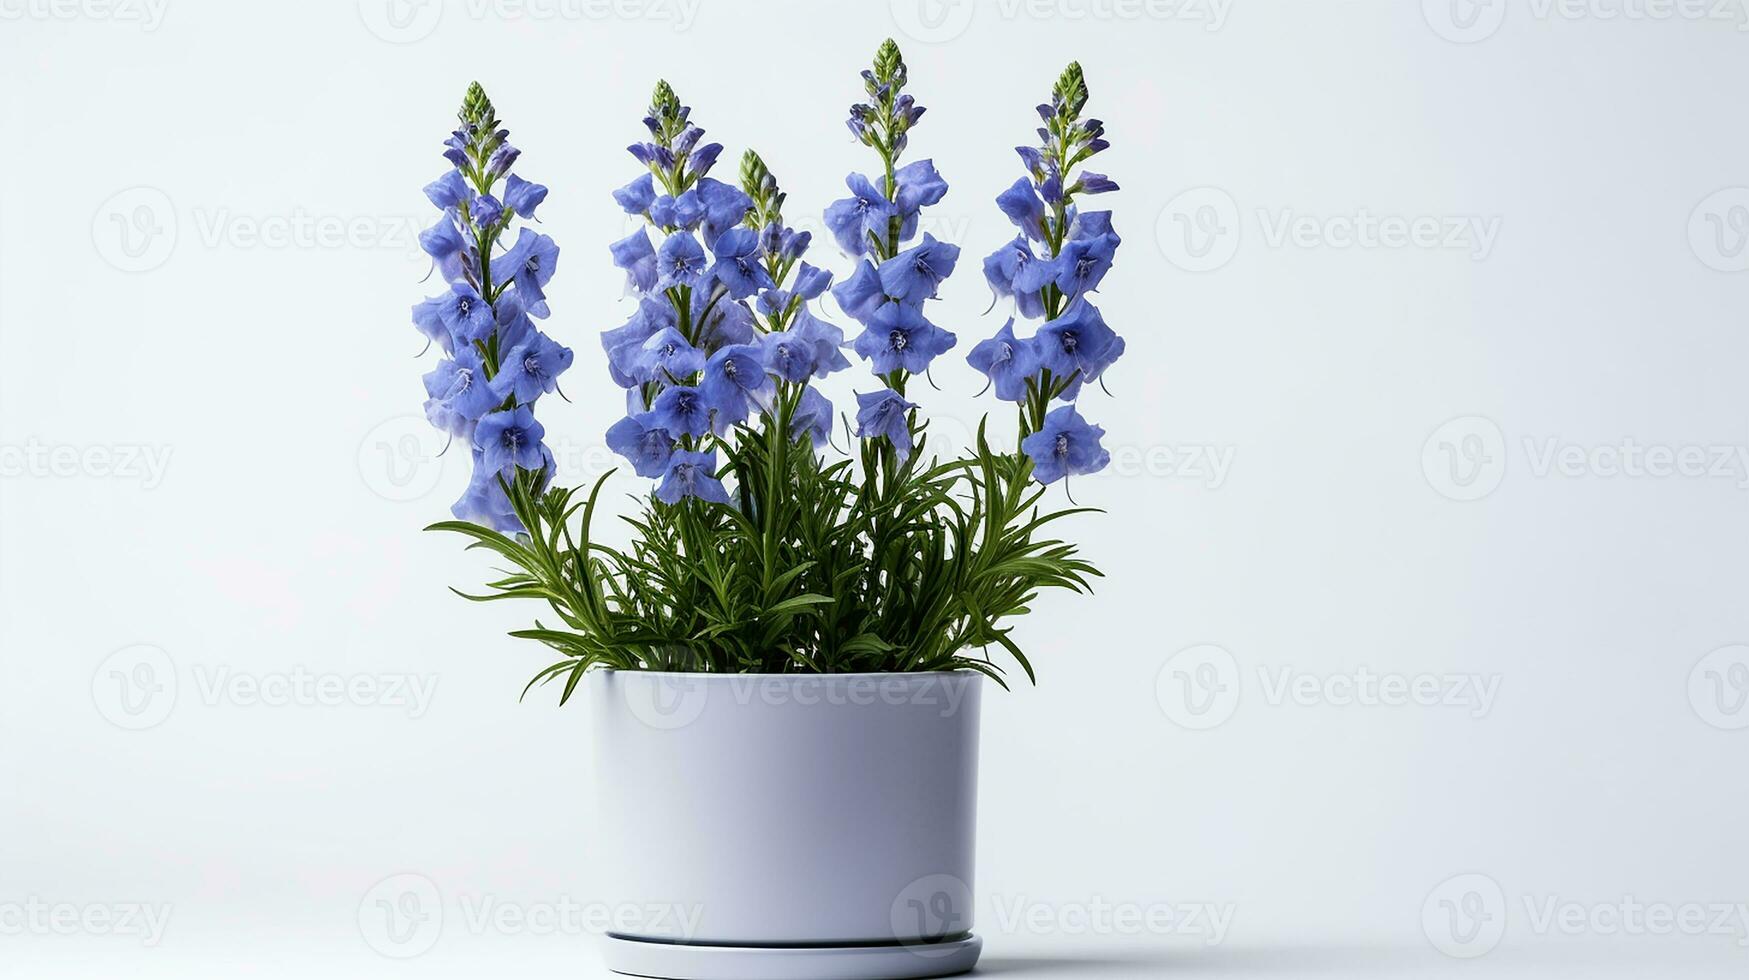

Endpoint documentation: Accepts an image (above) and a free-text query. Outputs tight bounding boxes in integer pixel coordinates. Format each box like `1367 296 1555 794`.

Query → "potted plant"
408 40 1124 980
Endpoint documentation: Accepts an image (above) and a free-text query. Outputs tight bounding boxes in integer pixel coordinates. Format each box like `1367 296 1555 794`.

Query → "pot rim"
594 668 982 681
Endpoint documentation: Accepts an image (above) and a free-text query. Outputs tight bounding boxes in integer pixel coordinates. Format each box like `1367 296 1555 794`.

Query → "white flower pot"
588 670 984 980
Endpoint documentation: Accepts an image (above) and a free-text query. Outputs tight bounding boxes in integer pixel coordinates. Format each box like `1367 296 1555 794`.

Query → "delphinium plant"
415 44 1125 701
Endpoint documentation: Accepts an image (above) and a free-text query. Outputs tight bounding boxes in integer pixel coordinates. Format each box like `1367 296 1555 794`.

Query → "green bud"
460 81 496 128
873 37 906 87
1053 62 1088 119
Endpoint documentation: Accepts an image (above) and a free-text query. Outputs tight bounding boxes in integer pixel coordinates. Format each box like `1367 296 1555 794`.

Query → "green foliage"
428 414 1102 702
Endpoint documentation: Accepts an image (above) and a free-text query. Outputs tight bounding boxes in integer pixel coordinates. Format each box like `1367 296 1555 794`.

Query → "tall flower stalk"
971 62 1123 485
413 83 572 531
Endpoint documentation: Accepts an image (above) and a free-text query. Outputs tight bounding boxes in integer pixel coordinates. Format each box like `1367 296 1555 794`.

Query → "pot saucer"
601 933 982 979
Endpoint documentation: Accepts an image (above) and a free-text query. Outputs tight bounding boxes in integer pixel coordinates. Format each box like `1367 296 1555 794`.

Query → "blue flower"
605 413 676 478
792 308 851 377
682 178 753 248
894 159 949 215
1020 406 1110 484
630 327 705 384
830 259 887 326
423 346 500 437
412 293 456 354
692 290 756 349
966 319 1041 402
650 385 711 437
497 228 560 317
791 387 834 449
982 236 1046 319
423 170 470 210
609 229 658 294
878 233 959 305
708 227 774 300
419 216 469 282
760 328 817 383
452 446 547 533
503 174 548 218
689 142 723 177
792 262 834 299
851 301 957 375
996 177 1046 241
613 173 656 215
1069 209 1117 241
438 282 496 345
823 173 895 256
700 344 770 425
1076 172 1119 194
601 300 665 386
1052 232 1117 296
474 405 548 474
656 232 708 290
471 194 504 228
854 389 917 460
490 331 574 404
656 450 732 505
1035 299 1123 383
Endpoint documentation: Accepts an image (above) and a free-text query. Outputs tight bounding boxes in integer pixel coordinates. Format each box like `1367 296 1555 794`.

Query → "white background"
3 0 1748 976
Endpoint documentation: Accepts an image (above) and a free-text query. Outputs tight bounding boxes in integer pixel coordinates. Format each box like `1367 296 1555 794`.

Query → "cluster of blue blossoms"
413 83 573 532
603 81 851 505
968 61 1123 484
415 55 1124 529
